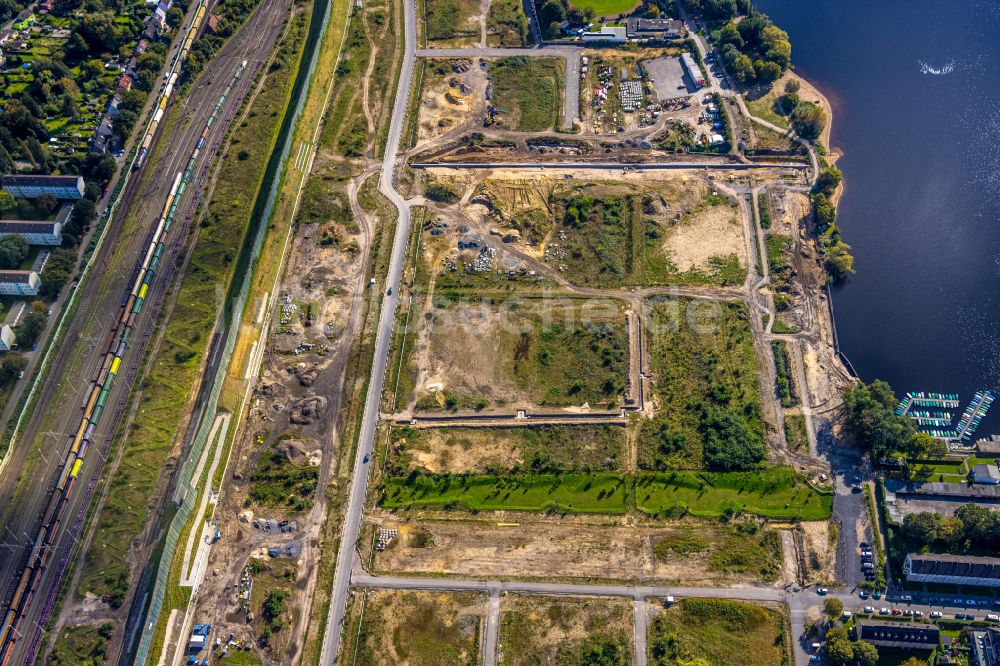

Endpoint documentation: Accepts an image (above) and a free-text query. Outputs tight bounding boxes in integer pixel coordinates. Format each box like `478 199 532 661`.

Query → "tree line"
844 380 946 460
903 503 1000 553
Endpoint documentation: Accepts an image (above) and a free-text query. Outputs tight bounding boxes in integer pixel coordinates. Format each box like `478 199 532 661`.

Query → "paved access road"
316 0 417 661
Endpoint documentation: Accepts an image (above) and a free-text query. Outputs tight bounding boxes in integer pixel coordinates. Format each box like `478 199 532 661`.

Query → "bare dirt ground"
497 594 633 666
391 425 626 473
660 199 745 273
370 515 784 586
415 58 486 144
800 521 837 585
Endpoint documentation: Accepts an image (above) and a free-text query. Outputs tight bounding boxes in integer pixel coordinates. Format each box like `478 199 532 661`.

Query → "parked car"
914 611 923 617
900 595 913 601
891 608 903 615
860 541 870 549
817 587 828 595
879 608 890 615
864 606 875 614
988 614 999 622
859 590 869 599
930 611 943 619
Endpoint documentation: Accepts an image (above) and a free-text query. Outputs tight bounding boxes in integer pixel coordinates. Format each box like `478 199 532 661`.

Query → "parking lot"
644 56 695 100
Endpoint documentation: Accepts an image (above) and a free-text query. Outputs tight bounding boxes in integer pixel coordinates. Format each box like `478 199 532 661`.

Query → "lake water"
752 0 1000 436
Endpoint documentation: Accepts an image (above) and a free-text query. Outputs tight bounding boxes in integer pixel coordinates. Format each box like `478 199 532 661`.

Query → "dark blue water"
752 0 1000 436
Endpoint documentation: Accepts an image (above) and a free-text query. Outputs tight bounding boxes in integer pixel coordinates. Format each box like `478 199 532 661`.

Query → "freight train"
0 58 247 666
134 2 208 170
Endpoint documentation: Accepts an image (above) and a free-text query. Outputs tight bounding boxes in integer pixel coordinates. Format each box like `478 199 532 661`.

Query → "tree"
902 511 943 546
755 59 782 83
0 353 27 385
823 597 844 619
784 78 801 94
815 165 843 196
717 22 744 50
0 190 14 215
899 658 928 666
843 380 922 459
538 0 567 37
826 637 854 666
853 640 879 666
731 54 755 83
35 193 58 216
0 235 29 269
791 103 826 141
166 5 184 28
16 301 47 347
825 240 854 277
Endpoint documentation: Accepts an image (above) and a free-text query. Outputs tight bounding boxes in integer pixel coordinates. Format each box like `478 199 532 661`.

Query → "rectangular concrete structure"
1 174 84 200
0 270 39 296
904 553 1000 587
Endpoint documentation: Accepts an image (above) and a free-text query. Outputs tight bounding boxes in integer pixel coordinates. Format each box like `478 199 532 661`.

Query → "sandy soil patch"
373 518 780 586
416 59 485 146
660 202 745 273
801 521 836 584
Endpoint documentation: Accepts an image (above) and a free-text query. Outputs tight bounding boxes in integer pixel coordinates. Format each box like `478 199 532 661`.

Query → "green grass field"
490 56 562 131
425 0 480 42
49 623 115 666
499 596 632 666
380 468 832 520
551 187 745 289
648 598 790 666
486 0 531 46
382 473 630 513
569 0 640 16
410 297 628 411
638 298 766 471
345 590 482 665
784 414 808 451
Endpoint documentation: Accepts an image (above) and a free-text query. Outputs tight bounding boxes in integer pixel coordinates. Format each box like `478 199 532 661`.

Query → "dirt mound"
276 437 310 463
291 362 318 387
289 394 328 425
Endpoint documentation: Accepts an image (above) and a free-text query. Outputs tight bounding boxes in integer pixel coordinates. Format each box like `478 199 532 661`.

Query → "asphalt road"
316 0 417 660
0 0 292 661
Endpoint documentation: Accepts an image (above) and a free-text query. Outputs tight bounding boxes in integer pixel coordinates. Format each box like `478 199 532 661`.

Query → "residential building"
0 324 14 351
855 620 939 651
0 270 40 296
1 174 85 200
581 26 627 43
972 628 1000 666
681 52 705 88
626 18 685 40
0 204 70 245
972 463 1000 484
904 553 1000 587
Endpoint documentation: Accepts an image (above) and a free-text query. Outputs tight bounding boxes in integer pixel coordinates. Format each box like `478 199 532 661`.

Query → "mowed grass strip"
636 468 832 521
490 56 561 131
381 473 630 513
569 0 639 16
381 468 832 519
649 598 789 666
